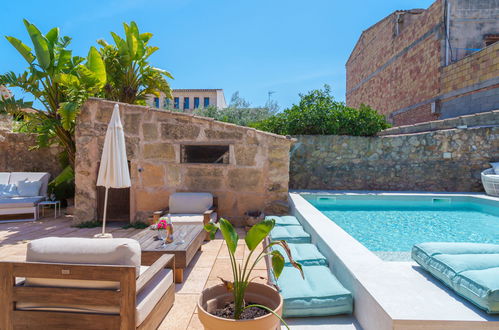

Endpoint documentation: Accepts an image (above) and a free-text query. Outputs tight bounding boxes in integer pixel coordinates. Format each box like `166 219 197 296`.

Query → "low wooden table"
132 225 205 283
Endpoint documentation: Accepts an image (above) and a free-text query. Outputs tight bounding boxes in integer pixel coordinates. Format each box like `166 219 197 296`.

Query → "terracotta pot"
244 210 265 228
198 282 283 330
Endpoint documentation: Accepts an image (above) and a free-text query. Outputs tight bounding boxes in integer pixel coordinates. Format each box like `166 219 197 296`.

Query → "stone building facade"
74 98 293 225
290 123 498 192
346 0 499 126
146 89 227 112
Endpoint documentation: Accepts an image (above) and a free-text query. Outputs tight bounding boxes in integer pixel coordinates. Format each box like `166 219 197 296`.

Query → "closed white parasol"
94 104 131 238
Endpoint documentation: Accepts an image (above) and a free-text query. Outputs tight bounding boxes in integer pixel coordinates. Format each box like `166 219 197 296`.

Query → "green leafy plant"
122 221 149 229
205 218 303 324
251 85 390 136
73 220 102 228
0 19 107 169
97 21 173 105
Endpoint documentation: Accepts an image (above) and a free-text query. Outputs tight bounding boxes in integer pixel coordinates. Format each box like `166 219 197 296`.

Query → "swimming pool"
302 194 499 261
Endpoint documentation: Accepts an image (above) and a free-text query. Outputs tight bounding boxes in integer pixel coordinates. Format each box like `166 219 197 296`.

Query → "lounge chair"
0 237 175 329
154 192 218 238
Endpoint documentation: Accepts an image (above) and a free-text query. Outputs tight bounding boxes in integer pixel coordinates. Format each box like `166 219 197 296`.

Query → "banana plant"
97 21 173 104
205 218 304 325
0 19 107 170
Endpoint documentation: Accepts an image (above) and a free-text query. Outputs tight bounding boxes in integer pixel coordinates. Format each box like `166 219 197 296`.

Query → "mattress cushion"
412 242 499 313
270 225 311 244
166 212 217 226
271 243 327 266
272 265 352 317
265 215 301 226
0 196 44 208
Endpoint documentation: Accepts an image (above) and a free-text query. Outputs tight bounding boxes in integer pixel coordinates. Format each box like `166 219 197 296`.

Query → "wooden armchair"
153 193 218 240
0 254 175 330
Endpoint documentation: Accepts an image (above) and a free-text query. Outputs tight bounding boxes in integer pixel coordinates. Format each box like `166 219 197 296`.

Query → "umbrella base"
94 233 113 238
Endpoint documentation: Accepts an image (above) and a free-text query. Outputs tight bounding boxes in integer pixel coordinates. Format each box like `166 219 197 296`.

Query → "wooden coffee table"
132 225 205 283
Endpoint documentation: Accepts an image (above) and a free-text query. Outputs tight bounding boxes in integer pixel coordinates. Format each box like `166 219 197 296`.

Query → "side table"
37 200 61 219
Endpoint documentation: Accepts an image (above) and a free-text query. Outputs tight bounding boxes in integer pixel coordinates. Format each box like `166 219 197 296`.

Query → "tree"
97 22 173 105
0 19 107 169
229 91 250 108
251 85 390 136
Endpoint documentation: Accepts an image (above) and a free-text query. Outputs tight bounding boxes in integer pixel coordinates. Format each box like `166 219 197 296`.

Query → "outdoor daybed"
0 237 175 329
0 172 50 222
412 242 499 314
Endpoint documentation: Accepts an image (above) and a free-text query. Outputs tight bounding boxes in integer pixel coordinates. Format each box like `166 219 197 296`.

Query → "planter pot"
244 210 265 230
198 282 283 330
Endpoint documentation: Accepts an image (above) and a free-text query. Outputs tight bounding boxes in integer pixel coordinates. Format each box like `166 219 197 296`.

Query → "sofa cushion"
270 225 311 244
491 162 499 174
16 179 42 197
136 268 173 326
0 196 44 209
412 242 499 314
9 172 50 197
0 183 19 198
168 212 217 226
265 215 301 226
169 192 213 214
25 237 141 289
273 265 353 317
271 243 327 267
0 173 10 185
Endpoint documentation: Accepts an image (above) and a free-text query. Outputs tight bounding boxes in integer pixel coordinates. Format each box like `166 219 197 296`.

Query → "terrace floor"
0 211 361 329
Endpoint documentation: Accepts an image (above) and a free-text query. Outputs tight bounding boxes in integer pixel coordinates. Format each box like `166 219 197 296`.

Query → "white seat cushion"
169 192 213 214
136 268 173 326
25 237 141 289
0 173 10 185
170 212 217 226
9 172 50 197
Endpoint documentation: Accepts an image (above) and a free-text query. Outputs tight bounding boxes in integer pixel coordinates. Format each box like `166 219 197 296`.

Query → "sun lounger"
271 243 328 266
265 215 301 226
270 225 311 244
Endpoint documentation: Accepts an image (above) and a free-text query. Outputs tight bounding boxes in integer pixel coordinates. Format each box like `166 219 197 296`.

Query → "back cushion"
169 192 213 214
0 173 10 185
16 179 42 197
9 172 50 197
26 237 141 289
0 183 19 198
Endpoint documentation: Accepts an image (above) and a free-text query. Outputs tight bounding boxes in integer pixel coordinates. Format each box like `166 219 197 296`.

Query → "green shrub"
251 85 390 136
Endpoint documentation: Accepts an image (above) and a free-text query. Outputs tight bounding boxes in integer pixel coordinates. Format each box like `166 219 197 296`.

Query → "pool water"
307 197 499 261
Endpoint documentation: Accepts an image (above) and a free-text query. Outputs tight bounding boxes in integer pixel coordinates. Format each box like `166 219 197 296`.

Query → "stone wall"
0 129 62 178
290 127 498 192
74 98 294 225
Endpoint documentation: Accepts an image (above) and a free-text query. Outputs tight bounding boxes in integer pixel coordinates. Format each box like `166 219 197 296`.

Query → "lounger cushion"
16 179 42 197
136 268 173 326
0 196 44 208
9 172 50 197
0 173 10 185
0 183 18 198
271 243 327 266
412 242 499 313
26 237 141 289
270 225 311 244
265 215 301 226
167 212 217 226
169 192 213 214
273 265 353 317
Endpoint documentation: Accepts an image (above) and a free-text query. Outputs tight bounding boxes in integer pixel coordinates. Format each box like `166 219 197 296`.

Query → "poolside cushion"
166 212 217 226
271 243 327 266
412 242 499 313
265 215 301 226
273 265 353 317
270 225 311 244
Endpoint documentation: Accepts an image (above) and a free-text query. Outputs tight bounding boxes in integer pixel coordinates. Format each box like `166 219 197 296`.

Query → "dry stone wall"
290 126 498 192
74 98 294 225
0 129 62 178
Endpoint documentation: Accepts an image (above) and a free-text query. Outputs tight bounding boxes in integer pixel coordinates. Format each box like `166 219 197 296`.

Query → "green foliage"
73 220 102 228
97 21 173 104
192 91 277 127
251 85 390 136
0 19 107 169
204 218 303 322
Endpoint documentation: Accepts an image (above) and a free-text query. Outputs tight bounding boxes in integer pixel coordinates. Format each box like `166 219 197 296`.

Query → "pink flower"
156 219 168 230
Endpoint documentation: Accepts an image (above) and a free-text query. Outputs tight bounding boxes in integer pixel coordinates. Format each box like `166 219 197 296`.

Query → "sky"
0 0 434 110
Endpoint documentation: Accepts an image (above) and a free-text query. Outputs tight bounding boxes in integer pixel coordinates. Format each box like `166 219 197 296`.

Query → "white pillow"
490 162 499 174
17 179 42 197
0 183 19 198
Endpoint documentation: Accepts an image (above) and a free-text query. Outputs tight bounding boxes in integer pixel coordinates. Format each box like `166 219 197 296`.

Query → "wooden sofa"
0 237 175 330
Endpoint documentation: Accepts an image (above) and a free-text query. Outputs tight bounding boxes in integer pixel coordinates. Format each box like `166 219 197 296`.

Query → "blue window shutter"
194 97 200 108
174 97 179 109
204 97 210 107
154 97 159 108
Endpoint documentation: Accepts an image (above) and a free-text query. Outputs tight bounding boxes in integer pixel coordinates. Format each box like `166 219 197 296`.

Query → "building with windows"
346 0 499 126
147 89 227 112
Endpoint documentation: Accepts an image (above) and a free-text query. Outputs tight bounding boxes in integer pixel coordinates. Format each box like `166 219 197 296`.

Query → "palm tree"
97 21 173 105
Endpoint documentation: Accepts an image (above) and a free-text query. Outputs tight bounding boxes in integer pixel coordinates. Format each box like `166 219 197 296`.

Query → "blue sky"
0 0 434 110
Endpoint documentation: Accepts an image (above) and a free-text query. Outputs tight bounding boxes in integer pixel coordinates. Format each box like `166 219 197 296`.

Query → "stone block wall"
74 98 294 225
290 127 498 192
0 129 62 178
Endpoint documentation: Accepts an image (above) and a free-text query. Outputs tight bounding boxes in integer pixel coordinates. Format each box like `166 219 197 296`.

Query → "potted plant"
244 210 265 230
199 218 303 330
